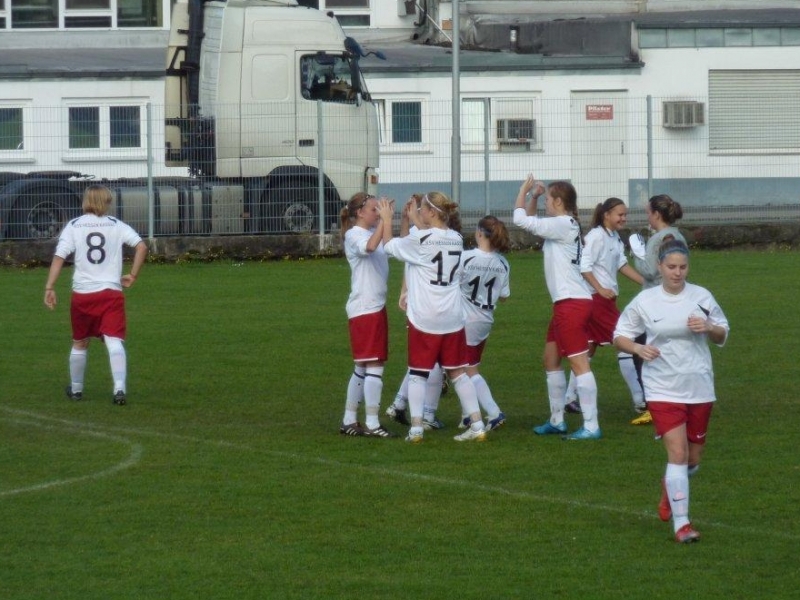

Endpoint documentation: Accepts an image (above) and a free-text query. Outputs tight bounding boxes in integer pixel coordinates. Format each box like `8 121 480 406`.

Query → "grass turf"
0 250 798 599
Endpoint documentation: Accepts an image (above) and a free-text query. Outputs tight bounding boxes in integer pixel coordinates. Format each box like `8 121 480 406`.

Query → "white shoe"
453 426 487 442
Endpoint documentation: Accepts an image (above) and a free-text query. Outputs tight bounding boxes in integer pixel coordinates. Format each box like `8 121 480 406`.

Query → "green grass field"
1 250 798 599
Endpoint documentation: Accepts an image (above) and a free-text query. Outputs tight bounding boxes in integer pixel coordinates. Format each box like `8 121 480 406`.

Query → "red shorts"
348 308 388 362
587 294 619 346
546 298 593 357
648 401 714 445
466 339 487 367
408 321 467 371
71 289 126 341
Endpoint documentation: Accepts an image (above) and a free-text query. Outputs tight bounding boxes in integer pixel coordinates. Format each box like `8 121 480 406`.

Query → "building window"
375 98 427 151
110 106 141 148
391 101 421 144
709 70 800 153
462 97 540 152
69 107 101 149
4 0 162 29
67 103 144 152
322 0 370 27
0 107 24 150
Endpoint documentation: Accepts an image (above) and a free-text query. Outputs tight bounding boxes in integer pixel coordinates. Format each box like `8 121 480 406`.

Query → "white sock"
407 373 427 421
69 347 88 393
104 336 126 394
452 373 483 429
423 365 443 420
576 371 599 432
618 352 644 409
665 463 690 532
393 371 409 410
471 373 501 417
364 366 384 430
546 370 567 425
343 365 365 424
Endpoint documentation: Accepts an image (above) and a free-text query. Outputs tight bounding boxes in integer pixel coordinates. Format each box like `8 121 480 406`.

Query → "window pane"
110 106 141 148
66 0 109 8
65 15 112 27
12 0 58 28
118 0 161 27
69 107 100 149
300 54 357 103
0 108 23 150
325 0 369 8
392 101 421 144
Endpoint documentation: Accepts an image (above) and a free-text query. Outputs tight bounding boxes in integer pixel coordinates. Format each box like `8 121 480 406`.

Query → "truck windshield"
300 54 359 103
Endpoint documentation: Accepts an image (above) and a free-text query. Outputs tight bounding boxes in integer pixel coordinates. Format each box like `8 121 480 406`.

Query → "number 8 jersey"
384 226 465 335
55 214 143 293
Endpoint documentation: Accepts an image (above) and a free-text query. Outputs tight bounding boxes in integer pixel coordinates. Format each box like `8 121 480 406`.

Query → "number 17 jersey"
384 226 465 335
55 214 143 293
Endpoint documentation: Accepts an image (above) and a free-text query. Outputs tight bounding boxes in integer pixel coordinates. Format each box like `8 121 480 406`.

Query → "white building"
2 0 800 217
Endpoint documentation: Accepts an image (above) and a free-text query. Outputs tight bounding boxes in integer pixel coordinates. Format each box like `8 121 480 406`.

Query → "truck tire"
6 182 80 240
265 185 317 233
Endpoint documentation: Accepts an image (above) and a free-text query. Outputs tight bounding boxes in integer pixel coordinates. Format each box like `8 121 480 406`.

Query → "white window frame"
461 95 542 153
62 99 148 163
320 0 370 28
1 0 170 30
0 101 34 164
374 95 429 154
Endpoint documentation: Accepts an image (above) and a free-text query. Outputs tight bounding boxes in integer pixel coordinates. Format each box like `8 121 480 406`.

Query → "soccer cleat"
405 430 424 444
457 416 471 430
65 385 83 401
440 377 449 397
533 421 568 435
453 427 487 442
631 410 653 426
112 390 126 406
484 412 506 432
563 427 602 440
423 417 446 430
362 425 396 438
385 404 410 425
658 480 672 521
565 399 581 414
675 523 700 543
339 421 365 436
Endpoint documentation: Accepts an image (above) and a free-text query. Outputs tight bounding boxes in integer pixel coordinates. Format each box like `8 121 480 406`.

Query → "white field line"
2 407 797 542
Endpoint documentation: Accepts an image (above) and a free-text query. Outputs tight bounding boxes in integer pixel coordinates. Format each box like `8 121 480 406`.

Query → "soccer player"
338 192 394 438
456 215 511 432
378 193 486 443
563 198 645 420
627 194 687 425
513 174 600 440
44 184 147 405
614 239 729 543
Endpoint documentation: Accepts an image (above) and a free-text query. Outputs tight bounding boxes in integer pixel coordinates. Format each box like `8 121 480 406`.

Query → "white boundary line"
2 407 797 542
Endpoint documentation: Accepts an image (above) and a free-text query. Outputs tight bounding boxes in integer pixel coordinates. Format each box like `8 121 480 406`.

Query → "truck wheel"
282 201 315 233
11 198 65 239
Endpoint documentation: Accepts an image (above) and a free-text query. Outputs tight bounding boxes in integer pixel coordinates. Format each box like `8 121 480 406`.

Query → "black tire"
10 195 67 240
264 185 317 233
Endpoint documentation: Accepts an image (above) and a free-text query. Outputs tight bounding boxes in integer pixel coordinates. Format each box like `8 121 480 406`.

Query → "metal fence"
1 95 799 241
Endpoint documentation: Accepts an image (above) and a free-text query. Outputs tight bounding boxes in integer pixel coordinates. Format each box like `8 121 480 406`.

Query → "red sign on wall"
586 105 614 120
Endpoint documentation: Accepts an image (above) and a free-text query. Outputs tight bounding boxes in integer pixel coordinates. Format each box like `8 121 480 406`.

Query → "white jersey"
384 226 465 334
580 226 627 295
55 213 143 293
513 208 592 302
343 225 389 319
460 248 510 345
614 282 729 404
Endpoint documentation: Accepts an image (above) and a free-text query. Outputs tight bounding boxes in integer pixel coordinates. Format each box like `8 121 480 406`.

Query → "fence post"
483 97 490 215
317 100 325 242
145 102 155 241
646 95 653 201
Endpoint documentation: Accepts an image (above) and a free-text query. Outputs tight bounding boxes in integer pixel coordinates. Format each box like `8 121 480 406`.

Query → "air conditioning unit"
663 101 705 128
496 118 535 150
